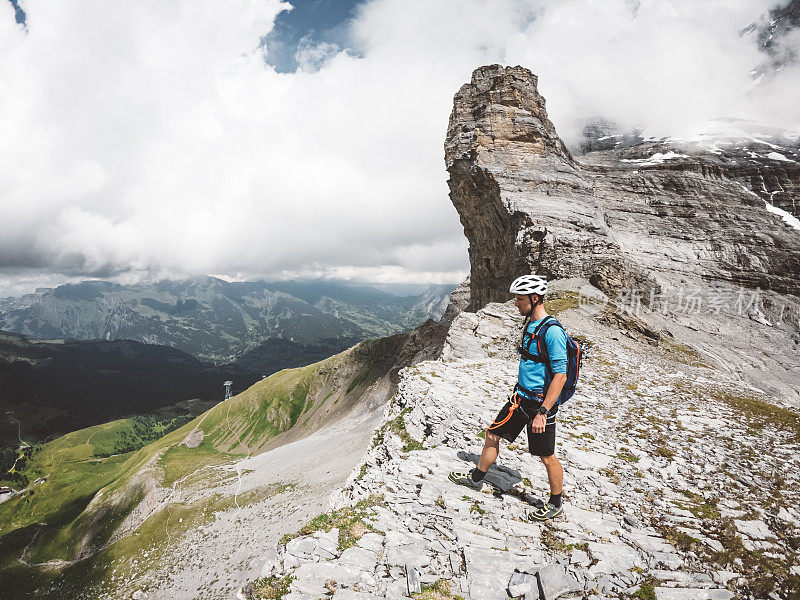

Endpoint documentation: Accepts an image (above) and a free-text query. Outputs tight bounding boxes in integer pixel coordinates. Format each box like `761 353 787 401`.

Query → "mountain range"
0 278 454 364
0 279 453 447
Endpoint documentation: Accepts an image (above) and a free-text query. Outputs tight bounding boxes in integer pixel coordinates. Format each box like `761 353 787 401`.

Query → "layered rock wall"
445 64 800 404
445 65 800 312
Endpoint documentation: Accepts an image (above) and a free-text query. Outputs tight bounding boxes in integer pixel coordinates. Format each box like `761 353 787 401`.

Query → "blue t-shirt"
517 316 568 398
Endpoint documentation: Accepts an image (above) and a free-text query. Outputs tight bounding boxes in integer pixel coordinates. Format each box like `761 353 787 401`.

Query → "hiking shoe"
527 502 563 522
448 470 483 491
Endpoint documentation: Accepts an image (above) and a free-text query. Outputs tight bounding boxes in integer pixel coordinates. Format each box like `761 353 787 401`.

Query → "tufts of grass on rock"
243 574 293 600
544 291 580 316
469 501 486 515
654 446 675 460
713 390 800 443
678 490 720 519
706 517 800 599
616 447 639 463
372 409 425 452
659 525 703 553
632 578 657 600
280 494 385 550
412 578 464 600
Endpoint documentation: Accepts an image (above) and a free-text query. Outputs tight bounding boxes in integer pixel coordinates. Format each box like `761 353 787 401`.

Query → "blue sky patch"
263 0 363 72
8 0 27 30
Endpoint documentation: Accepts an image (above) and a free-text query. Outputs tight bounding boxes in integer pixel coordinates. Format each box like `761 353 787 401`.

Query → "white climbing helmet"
509 275 547 296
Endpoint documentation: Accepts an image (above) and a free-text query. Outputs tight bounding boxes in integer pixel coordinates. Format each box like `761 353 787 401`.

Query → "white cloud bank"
1 0 797 295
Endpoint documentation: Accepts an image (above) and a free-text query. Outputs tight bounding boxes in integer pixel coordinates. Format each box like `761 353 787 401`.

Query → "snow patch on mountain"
621 151 689 165
765 200 800 231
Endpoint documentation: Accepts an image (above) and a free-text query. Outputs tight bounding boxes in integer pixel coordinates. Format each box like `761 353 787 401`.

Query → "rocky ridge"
239 289 800 600
445 65 800 407
446 65 800 304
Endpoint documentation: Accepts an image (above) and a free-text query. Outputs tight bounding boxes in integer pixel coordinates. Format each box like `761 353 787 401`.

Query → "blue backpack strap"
518 316 553 363
537 318 582 406
533 316 555 337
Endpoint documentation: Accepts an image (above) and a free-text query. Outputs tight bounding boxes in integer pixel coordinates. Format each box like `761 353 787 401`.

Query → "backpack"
517 315 582 406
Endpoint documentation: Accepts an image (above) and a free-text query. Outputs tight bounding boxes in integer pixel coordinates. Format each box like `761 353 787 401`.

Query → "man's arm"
542 373 567 412
531 374 566 433
531 326 568 433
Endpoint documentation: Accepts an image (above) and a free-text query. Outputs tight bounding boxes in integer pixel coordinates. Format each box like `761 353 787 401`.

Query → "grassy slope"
1 419 149 534
198 358 324 453
0 337 400 599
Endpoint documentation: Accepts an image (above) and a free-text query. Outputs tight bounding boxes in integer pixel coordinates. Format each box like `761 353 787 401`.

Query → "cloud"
504 0 799 143
295 36 341 71
1 0 796 296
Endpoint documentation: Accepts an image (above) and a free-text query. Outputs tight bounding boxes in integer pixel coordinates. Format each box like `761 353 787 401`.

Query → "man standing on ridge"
449 275 568 522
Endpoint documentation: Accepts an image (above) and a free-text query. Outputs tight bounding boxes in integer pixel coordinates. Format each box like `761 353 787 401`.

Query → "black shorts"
486 391 558 457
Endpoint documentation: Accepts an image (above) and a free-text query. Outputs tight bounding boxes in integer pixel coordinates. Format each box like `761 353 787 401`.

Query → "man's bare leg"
477 431 500 473
448 430 500 489
526 453 565 521
540 454 563 495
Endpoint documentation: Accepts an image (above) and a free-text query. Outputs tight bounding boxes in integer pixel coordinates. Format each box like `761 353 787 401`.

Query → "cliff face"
445 65 800 310
446 65 800 404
